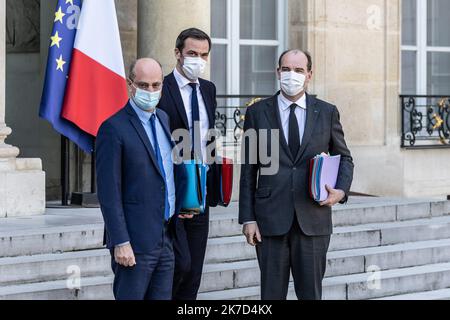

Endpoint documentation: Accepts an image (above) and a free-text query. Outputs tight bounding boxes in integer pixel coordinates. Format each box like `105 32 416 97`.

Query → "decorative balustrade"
401 95 450 148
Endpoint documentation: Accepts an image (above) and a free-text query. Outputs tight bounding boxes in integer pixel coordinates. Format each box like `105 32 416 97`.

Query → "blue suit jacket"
96 102 187 254
158 72 220 207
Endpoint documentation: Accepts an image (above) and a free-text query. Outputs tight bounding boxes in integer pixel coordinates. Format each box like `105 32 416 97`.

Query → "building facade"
2 0 450 208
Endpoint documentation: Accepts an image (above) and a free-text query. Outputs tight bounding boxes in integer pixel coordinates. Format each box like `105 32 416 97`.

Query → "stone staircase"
2 197 450 300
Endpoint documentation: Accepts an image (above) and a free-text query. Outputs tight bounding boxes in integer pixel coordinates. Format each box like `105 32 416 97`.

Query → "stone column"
0 0 45 217
137 0 211 77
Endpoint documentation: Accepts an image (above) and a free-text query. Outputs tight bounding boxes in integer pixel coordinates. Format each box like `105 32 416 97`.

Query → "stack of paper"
309 154 341 202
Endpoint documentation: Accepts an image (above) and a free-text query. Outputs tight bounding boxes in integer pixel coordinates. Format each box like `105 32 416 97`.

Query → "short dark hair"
278 49 313 72
176 28 212 53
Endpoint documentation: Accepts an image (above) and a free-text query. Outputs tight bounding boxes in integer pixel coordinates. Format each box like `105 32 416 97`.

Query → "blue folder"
180 160 208 215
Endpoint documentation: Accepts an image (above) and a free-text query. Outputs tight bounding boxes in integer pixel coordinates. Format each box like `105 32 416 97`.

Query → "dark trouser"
256 215 331 300
172 206 210 300
111 223 174 300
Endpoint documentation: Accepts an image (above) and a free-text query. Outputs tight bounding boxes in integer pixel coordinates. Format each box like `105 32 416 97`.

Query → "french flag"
61 0 128 138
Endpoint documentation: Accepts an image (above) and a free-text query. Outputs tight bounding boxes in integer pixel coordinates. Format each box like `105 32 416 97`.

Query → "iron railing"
215 94 271 143
401 95 450 149
59 94 272 205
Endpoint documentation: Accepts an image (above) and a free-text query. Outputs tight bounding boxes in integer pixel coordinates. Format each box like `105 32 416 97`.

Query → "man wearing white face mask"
239 50 354 300
96 58 188 300
159 28 221 300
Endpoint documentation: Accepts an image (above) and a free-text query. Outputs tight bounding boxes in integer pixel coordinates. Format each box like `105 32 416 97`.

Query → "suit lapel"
199 80 216 129
264 95 294 162
166 73 190 130
126 104 163 178
294 94 320 164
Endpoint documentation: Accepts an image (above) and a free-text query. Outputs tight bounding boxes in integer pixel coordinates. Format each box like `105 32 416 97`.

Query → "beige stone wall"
294 0 398 146
287 0 450 198
115 0 138 76
137 0 211 77
0 0 5 125
289 0 406 196
115 0 211 77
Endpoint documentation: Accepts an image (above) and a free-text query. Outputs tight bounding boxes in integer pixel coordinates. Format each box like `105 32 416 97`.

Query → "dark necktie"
289 103 301 157
150 114 170 221
189 83 202 160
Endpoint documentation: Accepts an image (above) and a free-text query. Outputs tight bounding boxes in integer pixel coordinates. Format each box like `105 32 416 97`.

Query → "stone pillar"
0 0 45 217
137 0 211 77
116 0 138 75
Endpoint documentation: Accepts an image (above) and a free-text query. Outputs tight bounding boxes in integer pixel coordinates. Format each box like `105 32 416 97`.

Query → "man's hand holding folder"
319 185 346 207
310 153 346 207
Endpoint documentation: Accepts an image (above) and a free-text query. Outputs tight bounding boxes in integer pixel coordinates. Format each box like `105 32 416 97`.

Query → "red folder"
218 157 233 207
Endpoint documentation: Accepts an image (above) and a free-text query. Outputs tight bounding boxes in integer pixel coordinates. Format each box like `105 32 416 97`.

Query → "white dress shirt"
277 92 307 146
173 67 210 163
243 92 307 226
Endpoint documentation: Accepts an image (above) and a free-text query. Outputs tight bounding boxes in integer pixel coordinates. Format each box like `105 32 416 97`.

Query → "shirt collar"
278 92 307 111
173 67 200 89
129 98 155 123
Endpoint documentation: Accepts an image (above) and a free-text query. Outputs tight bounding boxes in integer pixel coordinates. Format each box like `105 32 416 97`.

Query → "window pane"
428 0 450 46
211 0 227 38
401 51 417 94
240 0 277 40
427 52 450 95
211 44 227 95
402 0 416 46
240 45 277 95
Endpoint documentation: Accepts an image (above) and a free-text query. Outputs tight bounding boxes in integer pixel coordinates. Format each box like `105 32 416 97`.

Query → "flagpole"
91 146 96 194
61 135 70 206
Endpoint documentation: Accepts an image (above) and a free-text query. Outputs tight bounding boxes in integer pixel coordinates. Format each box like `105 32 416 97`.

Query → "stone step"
198 262 450 300
208 199 450 238
1 198 448 258
0 276 114 300
205 216 450 263
7 212 450 261
5 247 450 300
205 236 256 264
7 237 450 296
0 249 111 286
373 288 450 300
0 224 105 258
197 283 326 300
327 261 450 300
197 285 263 301
330 215 450 251
209 210 241 238
201 238 450 292
327 238 450 276
332 198 450 227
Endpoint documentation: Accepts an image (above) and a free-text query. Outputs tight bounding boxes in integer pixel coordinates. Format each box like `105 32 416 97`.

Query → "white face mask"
132 87 161 112
182 57 206 81
280 71 306 97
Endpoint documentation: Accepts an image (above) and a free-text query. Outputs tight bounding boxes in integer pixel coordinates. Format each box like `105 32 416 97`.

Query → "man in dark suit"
96 58 187 300
158 28 220 300
239 50 354 300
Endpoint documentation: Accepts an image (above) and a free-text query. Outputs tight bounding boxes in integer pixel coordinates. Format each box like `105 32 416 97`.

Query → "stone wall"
287 0 450 198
